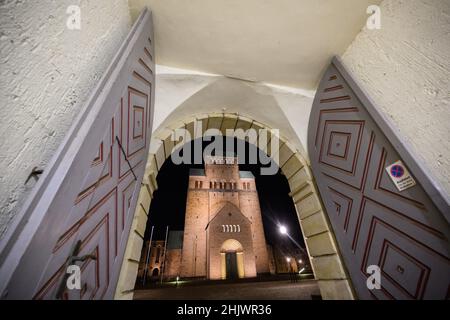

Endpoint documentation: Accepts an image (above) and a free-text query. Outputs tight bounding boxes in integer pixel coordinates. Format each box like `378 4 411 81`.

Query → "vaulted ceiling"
129 0 382 89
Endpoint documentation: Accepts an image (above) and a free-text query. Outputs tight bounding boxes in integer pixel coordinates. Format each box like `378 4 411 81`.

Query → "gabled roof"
205 201 252 230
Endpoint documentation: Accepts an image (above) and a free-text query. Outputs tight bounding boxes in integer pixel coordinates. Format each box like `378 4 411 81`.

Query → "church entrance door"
225 252 238 280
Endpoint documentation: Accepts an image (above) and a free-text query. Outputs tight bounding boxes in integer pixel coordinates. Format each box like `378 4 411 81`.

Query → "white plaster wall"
268 86 315 158
0 0 131 237
342 0 450 196
128 0 382 89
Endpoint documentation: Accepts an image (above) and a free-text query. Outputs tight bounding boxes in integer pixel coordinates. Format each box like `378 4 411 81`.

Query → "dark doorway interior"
225 252 238 280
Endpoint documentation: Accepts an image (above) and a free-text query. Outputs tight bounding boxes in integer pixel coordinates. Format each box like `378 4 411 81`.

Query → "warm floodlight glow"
286 257 291 263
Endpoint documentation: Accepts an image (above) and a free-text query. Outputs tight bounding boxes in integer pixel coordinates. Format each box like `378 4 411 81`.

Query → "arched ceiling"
129 0 382 90
153 74 314 158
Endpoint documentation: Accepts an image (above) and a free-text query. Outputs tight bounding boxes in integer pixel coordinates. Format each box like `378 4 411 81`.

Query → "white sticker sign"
386 160 416 192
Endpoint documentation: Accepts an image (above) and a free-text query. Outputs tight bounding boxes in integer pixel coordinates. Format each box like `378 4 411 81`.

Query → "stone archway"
114 113 355 300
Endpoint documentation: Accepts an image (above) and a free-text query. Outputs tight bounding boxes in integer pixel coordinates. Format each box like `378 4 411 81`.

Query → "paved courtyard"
134 280 321 300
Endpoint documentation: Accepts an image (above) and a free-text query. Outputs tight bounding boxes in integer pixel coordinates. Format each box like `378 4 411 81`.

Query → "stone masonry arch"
114 113 355 300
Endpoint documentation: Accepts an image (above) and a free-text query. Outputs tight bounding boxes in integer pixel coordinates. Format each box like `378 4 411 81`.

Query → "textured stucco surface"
342 0 450 196
129 0 382 89
0 0 131 237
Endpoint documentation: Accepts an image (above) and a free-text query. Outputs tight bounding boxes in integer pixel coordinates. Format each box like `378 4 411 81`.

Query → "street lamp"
298 259 303 264
278 224 308 257
286 257 292 273
279 225 288 235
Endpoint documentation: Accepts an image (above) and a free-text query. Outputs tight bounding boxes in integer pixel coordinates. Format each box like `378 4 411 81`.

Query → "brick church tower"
180 156 270 280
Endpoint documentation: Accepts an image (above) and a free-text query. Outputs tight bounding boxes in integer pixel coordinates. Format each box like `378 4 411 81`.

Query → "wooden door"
308 57 450 300
0 9 155 300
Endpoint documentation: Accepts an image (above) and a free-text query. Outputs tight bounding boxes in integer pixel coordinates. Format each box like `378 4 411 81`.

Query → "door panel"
0 9 155 300
308 57 450 300
226 252 238 280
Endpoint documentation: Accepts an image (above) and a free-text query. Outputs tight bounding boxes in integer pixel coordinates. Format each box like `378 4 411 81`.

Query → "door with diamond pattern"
308 57 450 300
0 9 154 300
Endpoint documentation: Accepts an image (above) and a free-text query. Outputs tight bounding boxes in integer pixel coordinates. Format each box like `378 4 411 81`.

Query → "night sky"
143 137 305 249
